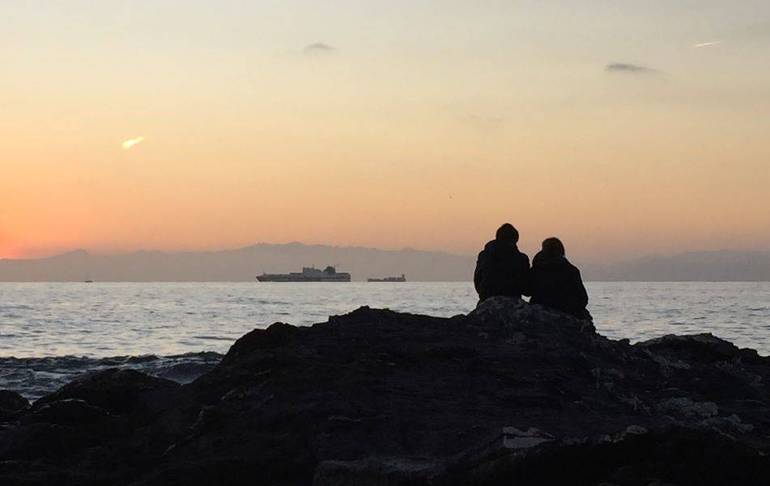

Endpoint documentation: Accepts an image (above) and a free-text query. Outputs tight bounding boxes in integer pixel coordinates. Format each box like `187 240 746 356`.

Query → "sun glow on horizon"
1 2 769 262
0 244 24 260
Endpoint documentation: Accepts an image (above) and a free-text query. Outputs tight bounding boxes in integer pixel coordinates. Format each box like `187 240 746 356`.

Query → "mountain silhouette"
1 245 769 282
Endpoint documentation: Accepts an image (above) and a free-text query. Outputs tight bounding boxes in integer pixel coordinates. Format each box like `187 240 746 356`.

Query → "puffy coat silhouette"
530 251 590 320
474 239 531 301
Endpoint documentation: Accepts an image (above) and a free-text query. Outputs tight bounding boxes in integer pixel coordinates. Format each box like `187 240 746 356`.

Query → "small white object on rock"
502 426 554 449
624 425 648 436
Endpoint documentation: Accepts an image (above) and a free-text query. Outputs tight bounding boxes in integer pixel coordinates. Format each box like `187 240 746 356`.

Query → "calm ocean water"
1 282 769 398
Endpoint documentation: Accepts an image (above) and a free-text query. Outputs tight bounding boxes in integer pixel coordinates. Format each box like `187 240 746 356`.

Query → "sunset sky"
2 1 769 262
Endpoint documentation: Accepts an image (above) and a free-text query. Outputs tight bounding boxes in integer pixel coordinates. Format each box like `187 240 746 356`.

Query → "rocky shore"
1 297 769 485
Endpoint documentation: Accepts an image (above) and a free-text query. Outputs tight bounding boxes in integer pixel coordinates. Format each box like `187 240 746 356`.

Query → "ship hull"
367 275 406 282
257 275 351 282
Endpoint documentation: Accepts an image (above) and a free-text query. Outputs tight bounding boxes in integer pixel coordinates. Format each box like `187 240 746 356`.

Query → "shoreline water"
2 281 769 398
0 352 222 401
1 282 768 356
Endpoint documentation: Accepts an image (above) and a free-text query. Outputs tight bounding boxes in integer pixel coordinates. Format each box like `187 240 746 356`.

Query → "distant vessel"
257 266 351 282
368 274 406 282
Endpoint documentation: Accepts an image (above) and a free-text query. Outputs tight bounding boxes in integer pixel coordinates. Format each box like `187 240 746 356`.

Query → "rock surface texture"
1 297 769 485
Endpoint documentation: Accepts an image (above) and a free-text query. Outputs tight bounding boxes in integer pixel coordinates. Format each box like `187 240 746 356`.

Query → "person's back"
474 224 531 302
530 237 590 319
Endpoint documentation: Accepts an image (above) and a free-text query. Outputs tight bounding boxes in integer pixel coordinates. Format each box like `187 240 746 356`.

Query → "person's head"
541 237 566 257
495 223 519 244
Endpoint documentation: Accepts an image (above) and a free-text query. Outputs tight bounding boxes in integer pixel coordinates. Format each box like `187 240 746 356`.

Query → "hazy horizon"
3 240 770 266
2 241 770 282
3 1 769 261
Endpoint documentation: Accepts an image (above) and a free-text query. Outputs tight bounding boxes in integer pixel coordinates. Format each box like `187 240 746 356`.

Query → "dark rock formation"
1 297 769 485
0 391 28 422
33 369 180 416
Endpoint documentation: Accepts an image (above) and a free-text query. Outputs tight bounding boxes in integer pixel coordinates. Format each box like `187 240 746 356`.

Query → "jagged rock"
314 457 442 486
434 426 770 486
2 297 770 485
21 399 109 426
502 426 554 449
637 333 762 364
33 368 180 416
656 397 718 419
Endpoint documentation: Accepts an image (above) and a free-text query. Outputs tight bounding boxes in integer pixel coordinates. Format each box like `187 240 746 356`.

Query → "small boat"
368 274 406 282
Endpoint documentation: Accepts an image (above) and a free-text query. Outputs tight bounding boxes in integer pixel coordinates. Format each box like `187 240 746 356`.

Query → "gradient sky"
2 1 769 262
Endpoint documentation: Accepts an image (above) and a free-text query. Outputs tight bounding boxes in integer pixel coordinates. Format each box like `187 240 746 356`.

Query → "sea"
1 282 769 399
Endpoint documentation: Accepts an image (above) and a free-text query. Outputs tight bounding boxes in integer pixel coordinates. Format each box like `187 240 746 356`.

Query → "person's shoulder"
565 259 582 276
477 240 495 260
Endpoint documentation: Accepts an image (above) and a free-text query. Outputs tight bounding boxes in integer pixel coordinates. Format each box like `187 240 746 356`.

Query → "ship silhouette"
256 266 351 282
367 274 406 282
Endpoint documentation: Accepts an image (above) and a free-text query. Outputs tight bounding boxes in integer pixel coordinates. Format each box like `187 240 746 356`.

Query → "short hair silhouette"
541 237 566 257
496 224 519 243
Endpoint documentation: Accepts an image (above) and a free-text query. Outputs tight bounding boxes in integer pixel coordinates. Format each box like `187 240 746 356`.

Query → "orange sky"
2 1 770 262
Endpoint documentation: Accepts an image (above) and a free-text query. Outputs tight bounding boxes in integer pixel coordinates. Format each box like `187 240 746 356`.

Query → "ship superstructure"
257 266 351 282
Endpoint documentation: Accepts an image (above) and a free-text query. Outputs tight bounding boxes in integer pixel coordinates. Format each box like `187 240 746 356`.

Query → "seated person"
530 237 591 320
474 223 531 302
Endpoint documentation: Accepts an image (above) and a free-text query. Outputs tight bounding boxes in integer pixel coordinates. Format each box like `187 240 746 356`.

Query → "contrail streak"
122 136 145 150
694 41 722 48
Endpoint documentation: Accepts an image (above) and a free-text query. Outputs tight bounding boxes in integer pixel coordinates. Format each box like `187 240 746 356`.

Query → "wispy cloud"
459 113 505 133
303 43 336 55
694 41 723 48
121 136 145 150
605 62 659 75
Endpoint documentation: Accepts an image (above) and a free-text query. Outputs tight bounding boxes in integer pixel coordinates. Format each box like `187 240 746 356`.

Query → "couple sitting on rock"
474 223 591 320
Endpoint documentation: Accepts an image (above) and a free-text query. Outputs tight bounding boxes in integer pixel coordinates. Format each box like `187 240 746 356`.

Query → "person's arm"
573 267 588 308
473 252 486 297
520 254 532 297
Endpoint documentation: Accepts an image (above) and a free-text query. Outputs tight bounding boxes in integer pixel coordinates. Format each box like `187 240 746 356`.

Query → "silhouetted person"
530 237 591 320
474 223 531 302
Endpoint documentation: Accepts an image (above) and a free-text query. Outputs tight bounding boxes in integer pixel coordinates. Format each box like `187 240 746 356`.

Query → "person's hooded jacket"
530 252 590 319
474 240 530 301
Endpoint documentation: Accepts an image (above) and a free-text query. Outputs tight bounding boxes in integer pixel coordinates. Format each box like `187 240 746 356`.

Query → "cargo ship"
367 274 406 282
256 266 351 282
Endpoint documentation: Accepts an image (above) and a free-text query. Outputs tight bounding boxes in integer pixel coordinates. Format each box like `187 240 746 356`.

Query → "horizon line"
2 242 770 266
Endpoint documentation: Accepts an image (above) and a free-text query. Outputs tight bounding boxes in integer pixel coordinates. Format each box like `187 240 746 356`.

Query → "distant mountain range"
0 245 768 282
582 250 770 282
0 243 473 282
